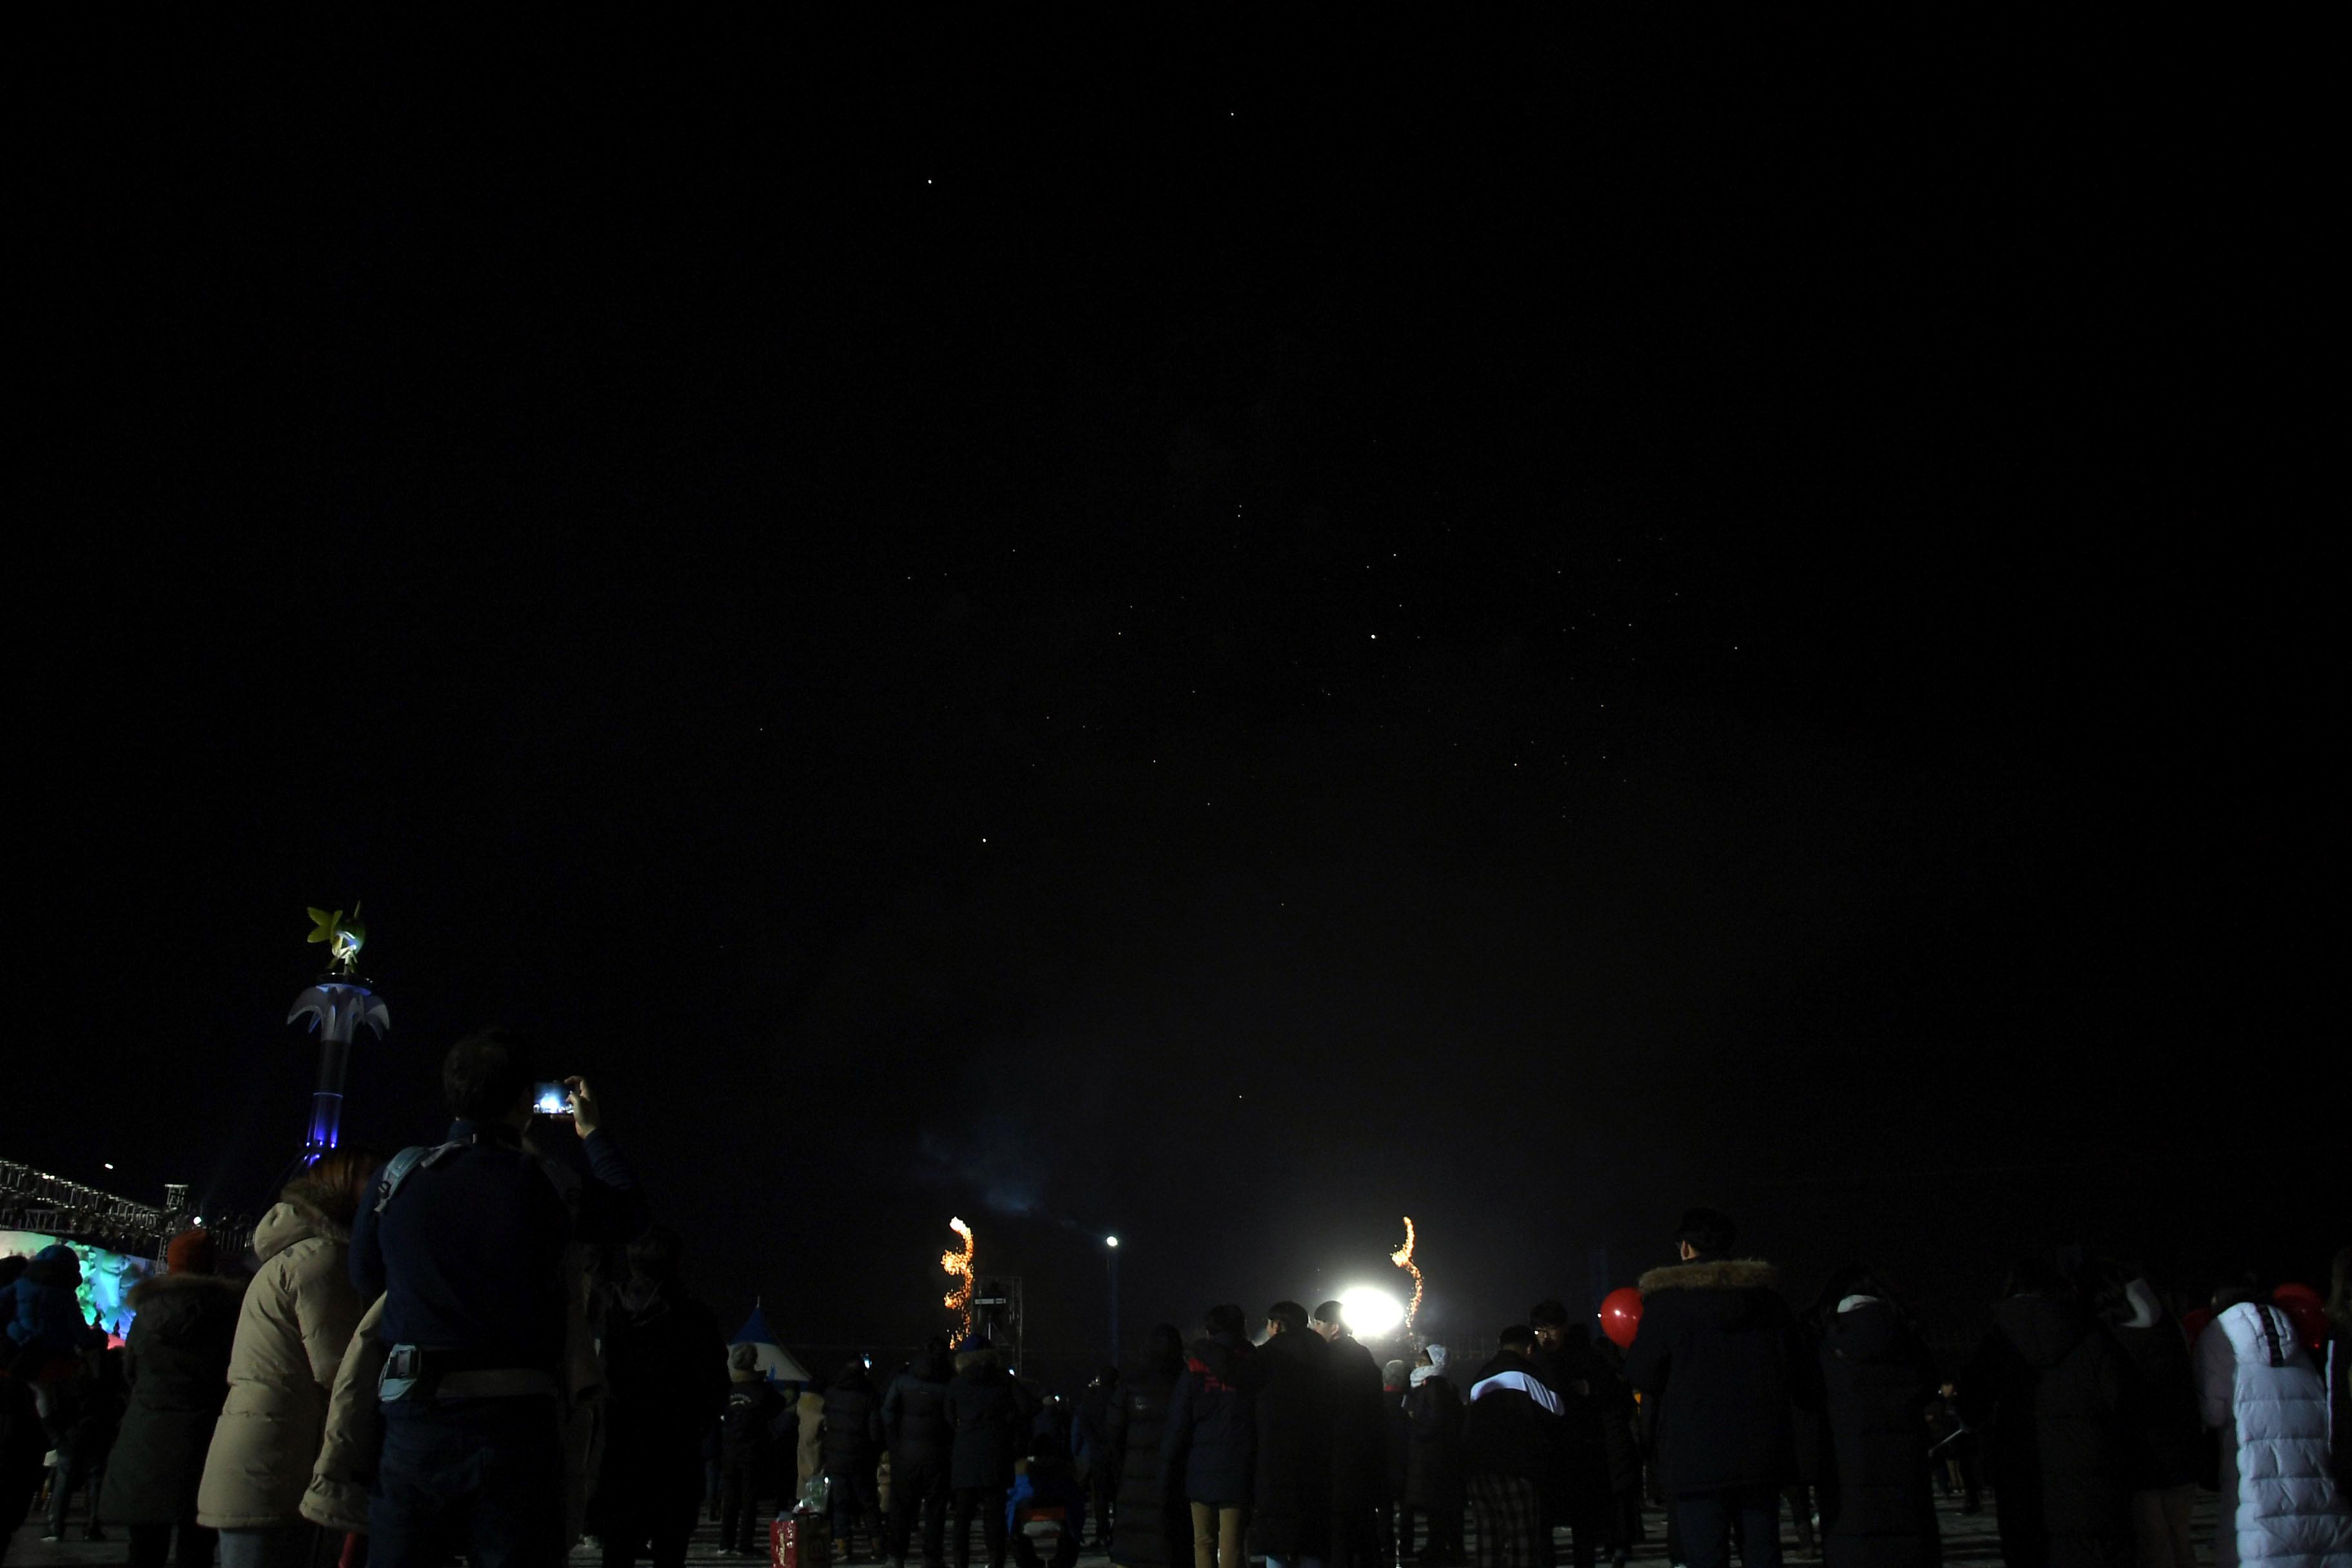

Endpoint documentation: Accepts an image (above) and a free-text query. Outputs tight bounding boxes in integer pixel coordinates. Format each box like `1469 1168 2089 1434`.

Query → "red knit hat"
166 1228 215 1275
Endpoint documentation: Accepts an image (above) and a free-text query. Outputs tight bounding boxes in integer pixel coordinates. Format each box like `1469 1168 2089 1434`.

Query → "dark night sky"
17 15 2336 1375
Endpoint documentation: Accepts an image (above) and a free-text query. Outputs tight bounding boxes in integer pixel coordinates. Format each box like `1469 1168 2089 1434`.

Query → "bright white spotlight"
1339 1286 1404 1338
1105 1235 1120 1248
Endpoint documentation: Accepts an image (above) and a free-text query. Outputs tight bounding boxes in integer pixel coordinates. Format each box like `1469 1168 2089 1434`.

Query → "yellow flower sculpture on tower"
306 905 368 977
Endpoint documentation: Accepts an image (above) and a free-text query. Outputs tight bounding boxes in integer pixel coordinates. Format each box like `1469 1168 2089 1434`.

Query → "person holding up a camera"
349 1028 649 1568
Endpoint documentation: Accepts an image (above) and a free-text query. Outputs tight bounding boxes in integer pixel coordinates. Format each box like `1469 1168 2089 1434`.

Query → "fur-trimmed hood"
1638 1258 1779 1295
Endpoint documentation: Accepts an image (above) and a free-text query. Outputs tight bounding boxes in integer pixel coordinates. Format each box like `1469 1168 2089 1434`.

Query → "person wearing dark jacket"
945 1344 1035 1568
102 1229 244 1568
1312 1300 1387 1568
1111 1325 1198 1568
1465 1326 1562 1568
1407 1345 1467 1564
720 1347 785 1556
43 1345 125 1542
1531 1302 1616 1568
1622 1208 1812 1568
2085 1266 2201 1568
1583 1334 1643 1566
1077 1367 1121 1548
594 1227 729 1568
887 1338 957 1568
3 1343 55 1567
349 1034 649 1568
1958 1258 2135 1568
1805 1269 1940 1568
825 1359 888 1562
6 1246 101 1362
1161 1306 1259 1568
1251 1302 1335 1568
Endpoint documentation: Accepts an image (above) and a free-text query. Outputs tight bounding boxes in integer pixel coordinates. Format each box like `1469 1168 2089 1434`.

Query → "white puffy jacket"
2196 1301 2352 1568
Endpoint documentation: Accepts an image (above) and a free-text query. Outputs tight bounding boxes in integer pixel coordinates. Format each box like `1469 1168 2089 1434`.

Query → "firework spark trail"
940 1217 977 1340
1391 1215 1424 1329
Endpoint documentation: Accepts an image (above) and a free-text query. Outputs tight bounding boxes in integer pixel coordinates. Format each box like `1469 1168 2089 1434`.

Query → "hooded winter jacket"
596 1277 729 1529
1959 1293 2135 1566
1109 1331 1191 1568
885 1349 955 1468
1249 1328 1335 1560
1405 1346 1465 1513
6 1246 93 1355
1162 1331 1257 1509
823 1364 885 1485
2195 1300 2352 1568
1812 1298 1940 1568
2108 1280 2205 1491
944 1353 1034 1490
102 1270 244 1525
195 1202 367 1530
1622 1256 1810 1496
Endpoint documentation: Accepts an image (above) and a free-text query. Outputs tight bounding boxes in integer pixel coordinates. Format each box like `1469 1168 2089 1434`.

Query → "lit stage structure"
288 906 387 1157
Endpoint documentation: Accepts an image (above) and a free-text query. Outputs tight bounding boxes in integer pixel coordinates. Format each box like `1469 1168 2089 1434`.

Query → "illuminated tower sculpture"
288 906 388 1157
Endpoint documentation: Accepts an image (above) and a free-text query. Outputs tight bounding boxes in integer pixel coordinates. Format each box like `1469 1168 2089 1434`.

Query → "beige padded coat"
195 1203 366 1530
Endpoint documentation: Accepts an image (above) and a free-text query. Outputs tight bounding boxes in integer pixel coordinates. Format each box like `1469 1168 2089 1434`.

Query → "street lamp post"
1104 1235 1121 1362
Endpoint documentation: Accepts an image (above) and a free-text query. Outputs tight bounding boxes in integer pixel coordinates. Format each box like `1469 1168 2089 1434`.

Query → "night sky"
18 15 2335 1377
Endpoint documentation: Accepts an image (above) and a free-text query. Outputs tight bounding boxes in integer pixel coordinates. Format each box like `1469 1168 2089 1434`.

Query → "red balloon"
2179 1306 2215 1343
1599 1286 1644 1350
2277 1297 2329 1355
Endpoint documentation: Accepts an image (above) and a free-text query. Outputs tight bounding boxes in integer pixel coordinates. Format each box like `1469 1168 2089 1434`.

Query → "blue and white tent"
729 1301 813 1385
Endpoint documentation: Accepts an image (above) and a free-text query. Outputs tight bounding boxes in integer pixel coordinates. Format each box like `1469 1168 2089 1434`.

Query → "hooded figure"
886 1340 958 1568
6 1245 95 1358
2195 1297 2352 1568
1108 1324 1192 1568
591 1227 729 1568
823 1358 886 1560
101 1231 244 1558
2094 1273 2204 1568
195 1171 375 1542
1406 1342 1466 1527
944 1346 1037 1568
1958 1262 2136 1568
1809 1282 1941 1568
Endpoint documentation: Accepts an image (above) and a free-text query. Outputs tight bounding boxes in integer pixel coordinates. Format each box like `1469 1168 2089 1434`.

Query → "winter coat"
1110 1349 1191 1568
1812 1298 1940 1568
2331 1334 2349 1496
796 1391 826 1484
195 1203 368 1530
102 1271 244 1525
1 1367 46 1501
1248 1329 1333 1559
1325 1331 1388 1513
1078 1382 1117 1467
1622 1256 1810 1497
6 1246 94 1355
594 1279 729 1525
1464 1350 1562 1482
823 1367 885 1480
1162 1331 1256 1509
723 1377 786 1456
2195 1301 2352 1568
1405 1373 1465 1512
2108 1286 2205 1491
944 1355 1033 1491
1533 1337 1615 1526
300 1294 387 1534
1587 1335 1643 1496
1959 1293 2135 1565
885 1351 955 1469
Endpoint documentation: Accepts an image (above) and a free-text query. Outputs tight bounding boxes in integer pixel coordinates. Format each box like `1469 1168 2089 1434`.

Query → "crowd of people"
3 1037 2349 1568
